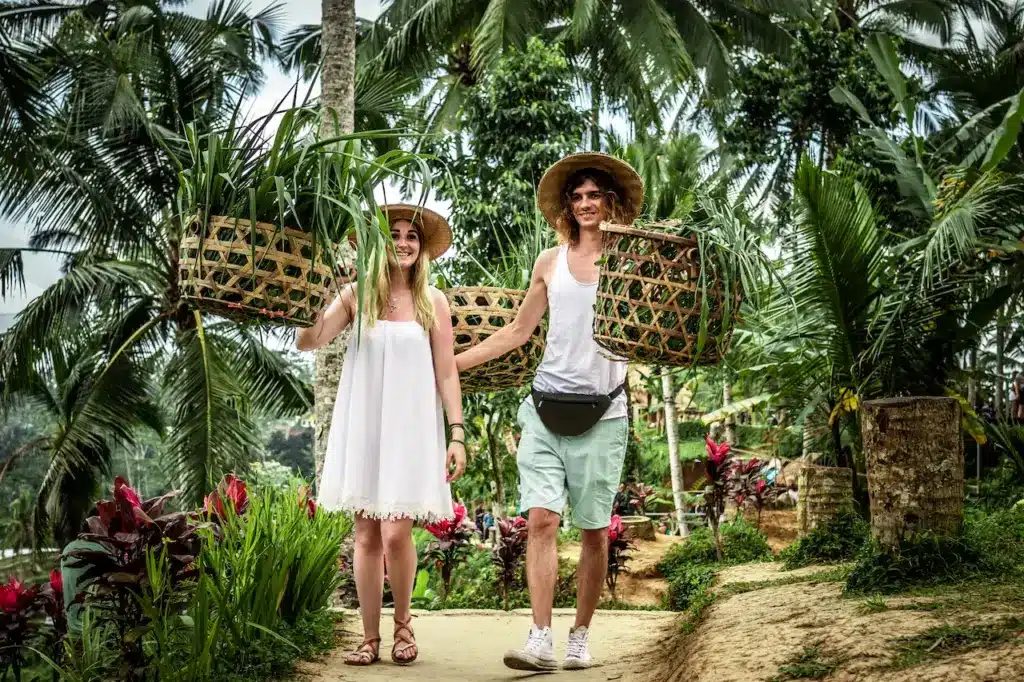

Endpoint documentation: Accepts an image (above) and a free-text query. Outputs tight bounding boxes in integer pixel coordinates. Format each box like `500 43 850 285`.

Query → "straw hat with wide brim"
537 153 645 239
349 203 452 261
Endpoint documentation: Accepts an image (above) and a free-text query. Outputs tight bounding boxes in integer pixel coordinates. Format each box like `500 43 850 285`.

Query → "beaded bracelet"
447 422 465 434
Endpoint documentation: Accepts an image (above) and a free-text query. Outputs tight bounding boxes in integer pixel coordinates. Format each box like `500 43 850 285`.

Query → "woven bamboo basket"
179 215 352 327
447 287 546 393
593 222 740 367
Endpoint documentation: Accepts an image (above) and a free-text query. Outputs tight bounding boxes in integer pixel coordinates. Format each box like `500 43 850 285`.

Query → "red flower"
608 514 624 543
736 494 745 505
298 486 318 519
0 575 38 614
49 570 63 598
704 435 732 467
203 474 249 519
424 502 468 540
756 479 768 495
113 476 142 509
511 516 527 528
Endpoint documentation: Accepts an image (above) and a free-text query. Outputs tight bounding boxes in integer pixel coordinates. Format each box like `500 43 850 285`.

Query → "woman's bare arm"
295 285 356 351
430 289 466 481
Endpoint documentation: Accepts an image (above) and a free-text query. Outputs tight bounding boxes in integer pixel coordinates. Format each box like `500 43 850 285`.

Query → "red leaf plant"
626 482 658 515
727 458 762 514
65 477 203 680
701 435 735 562
491 517 528 610
0 575 43 678
421 503 474 604
606 515 636 602
202 474 249 519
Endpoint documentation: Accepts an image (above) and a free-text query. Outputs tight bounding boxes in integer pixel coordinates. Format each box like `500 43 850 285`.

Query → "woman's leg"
380 519 417 623
353 515 385 643
381 519 418 662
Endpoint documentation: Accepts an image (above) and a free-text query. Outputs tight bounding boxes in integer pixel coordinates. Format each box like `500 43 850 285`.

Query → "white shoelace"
525 628 551 655
565 629 589 659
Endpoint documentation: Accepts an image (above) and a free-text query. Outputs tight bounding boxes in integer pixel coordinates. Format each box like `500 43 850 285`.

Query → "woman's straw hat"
536 153 645 239
350 203 452 261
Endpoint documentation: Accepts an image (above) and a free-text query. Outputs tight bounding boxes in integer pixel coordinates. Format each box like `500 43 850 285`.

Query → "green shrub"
664 564 715 612
845 508 1024 594
427 550 577 611
779 509 870 569
659 518 772 576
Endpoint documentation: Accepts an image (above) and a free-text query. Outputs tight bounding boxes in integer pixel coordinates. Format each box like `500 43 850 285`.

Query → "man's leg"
525 508 561 628
503 401 565 671
562 417 628 670
574 527 609 629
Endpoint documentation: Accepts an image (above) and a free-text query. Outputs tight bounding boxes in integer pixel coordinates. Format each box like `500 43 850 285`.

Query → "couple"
297 152 644 671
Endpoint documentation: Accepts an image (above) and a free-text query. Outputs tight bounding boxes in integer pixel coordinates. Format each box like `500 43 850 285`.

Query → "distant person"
1014 373 1024 423
297 205 466 667
474 504 485 535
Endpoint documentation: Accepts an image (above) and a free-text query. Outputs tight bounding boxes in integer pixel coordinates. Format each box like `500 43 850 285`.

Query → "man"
456 153 643 671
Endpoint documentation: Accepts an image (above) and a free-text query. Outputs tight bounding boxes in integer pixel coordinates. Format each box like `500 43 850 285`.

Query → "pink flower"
0 576 38 614
704 435 732 467
756 480 768 495
49 570 63 598
511 516 527 528
608 515 624 543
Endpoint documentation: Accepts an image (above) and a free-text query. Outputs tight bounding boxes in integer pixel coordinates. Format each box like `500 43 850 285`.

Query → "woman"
296 204 466 666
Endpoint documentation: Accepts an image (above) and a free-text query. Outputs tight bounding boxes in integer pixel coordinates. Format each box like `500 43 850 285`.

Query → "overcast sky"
0 1 391 326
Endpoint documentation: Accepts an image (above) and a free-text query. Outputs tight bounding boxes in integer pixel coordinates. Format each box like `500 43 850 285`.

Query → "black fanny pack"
531 384 625 437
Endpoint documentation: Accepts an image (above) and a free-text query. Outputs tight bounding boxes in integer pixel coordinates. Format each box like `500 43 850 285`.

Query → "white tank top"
530 245 627 420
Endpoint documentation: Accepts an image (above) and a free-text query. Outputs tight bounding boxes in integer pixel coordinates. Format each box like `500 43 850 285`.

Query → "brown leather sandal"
343 637 381 666
392 617 418 665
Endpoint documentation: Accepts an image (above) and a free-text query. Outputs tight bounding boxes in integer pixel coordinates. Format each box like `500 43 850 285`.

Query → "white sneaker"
563 626 592 670
503 624 558 672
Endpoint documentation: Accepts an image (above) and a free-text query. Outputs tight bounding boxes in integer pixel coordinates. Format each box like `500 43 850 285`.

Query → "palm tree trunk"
968 345 978 409
662 370 689 537
314 0 357 490
996 311 1006 420
723 382 735 444
487 417 506 517
590 67 601 151
861 397 964 551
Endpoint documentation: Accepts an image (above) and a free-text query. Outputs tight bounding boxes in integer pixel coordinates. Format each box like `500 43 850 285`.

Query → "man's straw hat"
536 153 645 239
350 203 452 261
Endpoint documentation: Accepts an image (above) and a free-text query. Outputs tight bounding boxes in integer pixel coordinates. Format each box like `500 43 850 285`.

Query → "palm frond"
163 313 260 505
209 323 313 418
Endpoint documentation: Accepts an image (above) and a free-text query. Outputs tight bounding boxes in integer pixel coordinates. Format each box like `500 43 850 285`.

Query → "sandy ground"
295 608 676 682
649 562 1024 682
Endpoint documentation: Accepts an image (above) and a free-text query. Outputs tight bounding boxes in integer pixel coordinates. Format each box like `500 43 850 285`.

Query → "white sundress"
319 320 454 522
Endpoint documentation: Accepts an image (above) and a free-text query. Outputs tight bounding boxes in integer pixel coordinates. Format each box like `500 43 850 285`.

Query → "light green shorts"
516 400 628 530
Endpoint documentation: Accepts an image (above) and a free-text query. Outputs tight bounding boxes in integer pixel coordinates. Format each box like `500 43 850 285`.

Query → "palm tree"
314 0 359 488
348 0 798 146
0 321 162 547
0 1 318 508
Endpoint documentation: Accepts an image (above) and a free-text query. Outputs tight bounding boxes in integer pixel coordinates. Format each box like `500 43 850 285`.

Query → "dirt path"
651 562 1024 682
296 608 676 682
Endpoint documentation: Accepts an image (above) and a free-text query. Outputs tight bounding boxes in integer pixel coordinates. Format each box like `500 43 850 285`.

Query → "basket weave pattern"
594 223 738 367
179 216 351 327
448 287 546 393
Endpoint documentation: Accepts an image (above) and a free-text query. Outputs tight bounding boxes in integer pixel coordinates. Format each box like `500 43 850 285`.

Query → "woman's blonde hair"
364 222 436 331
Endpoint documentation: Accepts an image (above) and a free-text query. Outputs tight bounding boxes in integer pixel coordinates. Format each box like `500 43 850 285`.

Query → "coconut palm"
0 1 325 509
0 318 163 546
